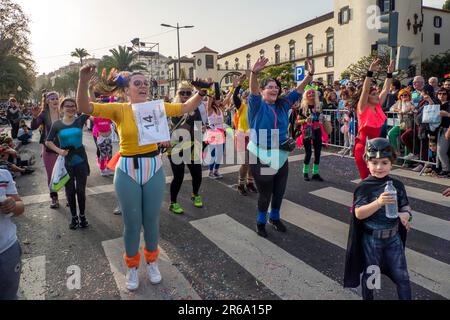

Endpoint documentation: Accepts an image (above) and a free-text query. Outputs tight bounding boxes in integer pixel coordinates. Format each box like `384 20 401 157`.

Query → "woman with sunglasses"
387 89 414 155
249 58 313 238
167 81 207 214
77 65 205 291
437 88 450 177
45 99 91 230
31 92 62 209
355 59 394 180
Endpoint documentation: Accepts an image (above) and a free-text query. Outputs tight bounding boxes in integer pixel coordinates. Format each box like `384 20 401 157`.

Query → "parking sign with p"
295 66 305 82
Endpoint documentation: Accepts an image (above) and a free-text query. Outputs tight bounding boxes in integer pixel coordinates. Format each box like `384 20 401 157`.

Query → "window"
235 58 240 70
435 33 441 45
378 0 395 13
246 54 251 70
339 6 351 25
327 36 334 53
289 40 296 61
225 77 229 84
225 61 229 70
259 49 265 58
197 59 202 67
325 56 334 68
205 55 214 69
274 45 280 64
307 42 313 57
434 16 442 28
327 74 334 86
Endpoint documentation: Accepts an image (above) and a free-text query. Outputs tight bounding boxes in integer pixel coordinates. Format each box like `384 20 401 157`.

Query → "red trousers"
354 128 382 180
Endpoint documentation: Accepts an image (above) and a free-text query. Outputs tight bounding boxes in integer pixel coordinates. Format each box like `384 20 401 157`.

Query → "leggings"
304 129 323 165
250 159 289 224
168 156 202 203
114 167 165 258
42 146 59 200
65 162 89 218
206 143 224 171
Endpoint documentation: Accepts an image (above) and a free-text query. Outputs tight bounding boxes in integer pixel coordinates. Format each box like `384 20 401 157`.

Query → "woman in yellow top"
76 64 207 291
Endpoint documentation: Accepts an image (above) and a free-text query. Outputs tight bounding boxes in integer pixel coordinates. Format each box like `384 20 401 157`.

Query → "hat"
365 138 394 161
398 89 411 99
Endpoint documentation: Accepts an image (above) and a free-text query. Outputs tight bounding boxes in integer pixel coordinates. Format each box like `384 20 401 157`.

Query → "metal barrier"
321 109 440 174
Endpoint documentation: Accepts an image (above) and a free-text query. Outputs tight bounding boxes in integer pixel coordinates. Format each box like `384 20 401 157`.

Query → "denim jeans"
361 233 412 300
0 241 22 300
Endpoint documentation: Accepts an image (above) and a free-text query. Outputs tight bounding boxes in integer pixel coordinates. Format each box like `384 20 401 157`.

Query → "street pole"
177 23 181 94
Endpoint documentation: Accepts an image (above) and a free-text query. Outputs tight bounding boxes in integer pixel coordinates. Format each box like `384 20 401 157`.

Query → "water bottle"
384 181 398 219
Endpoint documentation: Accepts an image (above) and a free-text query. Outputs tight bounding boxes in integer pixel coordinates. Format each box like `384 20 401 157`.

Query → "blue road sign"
295 66 305 82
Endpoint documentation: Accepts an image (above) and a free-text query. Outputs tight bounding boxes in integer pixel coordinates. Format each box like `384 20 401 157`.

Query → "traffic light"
377 11 399 48
396 46 414 70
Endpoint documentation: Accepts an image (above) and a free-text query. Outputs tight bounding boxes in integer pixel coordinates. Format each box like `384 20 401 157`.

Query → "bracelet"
367 71 374 78
386 73 393 79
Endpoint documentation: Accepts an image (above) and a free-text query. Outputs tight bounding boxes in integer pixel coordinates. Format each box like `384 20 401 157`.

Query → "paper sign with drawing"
132 100 170 146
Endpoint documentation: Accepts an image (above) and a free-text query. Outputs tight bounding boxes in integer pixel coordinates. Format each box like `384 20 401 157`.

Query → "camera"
280 138 296 152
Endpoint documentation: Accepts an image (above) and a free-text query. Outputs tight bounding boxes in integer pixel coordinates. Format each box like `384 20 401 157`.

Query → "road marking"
102 236 201 300
281 199 450 299
351 180 450 209
390 169 450 187
19 255 46 300
190 214 359 300
23 153 325 205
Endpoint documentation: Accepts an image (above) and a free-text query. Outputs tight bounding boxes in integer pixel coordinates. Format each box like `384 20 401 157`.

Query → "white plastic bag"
50 156 70 192
422 104 441 124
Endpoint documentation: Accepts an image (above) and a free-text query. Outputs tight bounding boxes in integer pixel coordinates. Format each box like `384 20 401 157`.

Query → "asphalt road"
11 126 450 300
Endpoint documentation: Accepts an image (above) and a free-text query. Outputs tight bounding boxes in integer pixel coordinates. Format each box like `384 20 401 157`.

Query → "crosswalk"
18 154 450 300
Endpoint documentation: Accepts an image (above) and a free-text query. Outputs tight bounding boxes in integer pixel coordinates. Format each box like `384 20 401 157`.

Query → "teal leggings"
114 167 165 257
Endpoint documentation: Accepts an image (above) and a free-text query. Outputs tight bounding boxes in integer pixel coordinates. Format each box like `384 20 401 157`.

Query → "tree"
102 46 146 72
259 63 296 89
71 48 90 66
0 0 35 100
341 50 410 83
443 0 450 10
422 50 450 80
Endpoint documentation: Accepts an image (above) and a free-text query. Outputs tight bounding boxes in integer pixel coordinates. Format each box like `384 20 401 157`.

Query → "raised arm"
357 59 381 114
379 60 395 106
250 58 269 95
233 74 246 109
295 59 314 94
76 64 97 115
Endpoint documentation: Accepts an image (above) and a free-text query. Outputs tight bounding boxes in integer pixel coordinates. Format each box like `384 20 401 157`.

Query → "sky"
14 0 446 75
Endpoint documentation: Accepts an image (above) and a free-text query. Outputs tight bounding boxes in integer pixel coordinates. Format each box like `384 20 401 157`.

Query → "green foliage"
421 50 450 81
51 70 79 97
341 50 409 83
443 0 450 10
98 46 146 73
259 63 296 88
71 48 90 65
0 0 35 100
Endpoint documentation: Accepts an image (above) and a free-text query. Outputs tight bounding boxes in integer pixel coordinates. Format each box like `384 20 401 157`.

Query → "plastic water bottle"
385 181 398 219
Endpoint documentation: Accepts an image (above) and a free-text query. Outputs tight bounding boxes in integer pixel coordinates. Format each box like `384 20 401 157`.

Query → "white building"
214 0 450 85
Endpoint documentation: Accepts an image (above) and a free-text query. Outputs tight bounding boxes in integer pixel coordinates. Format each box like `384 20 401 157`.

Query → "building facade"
215 0 450 85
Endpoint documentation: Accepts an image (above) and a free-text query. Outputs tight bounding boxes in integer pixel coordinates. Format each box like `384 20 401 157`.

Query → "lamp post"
161 23 194 94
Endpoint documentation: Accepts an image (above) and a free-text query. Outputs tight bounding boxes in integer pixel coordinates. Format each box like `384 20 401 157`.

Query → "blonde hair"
300 89 321 115
174 81 194 103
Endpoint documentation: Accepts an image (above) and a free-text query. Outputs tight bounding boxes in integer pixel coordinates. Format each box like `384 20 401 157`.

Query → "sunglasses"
179 91 192 97
401 94 410 97
47 95 59 101
438 92 448 95
63 104 77 108
132 80 150 87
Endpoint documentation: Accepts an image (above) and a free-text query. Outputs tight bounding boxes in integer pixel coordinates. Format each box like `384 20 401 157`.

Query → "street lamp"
161 23 194 94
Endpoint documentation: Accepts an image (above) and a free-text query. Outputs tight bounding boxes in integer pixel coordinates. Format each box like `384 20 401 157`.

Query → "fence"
321 109 440 175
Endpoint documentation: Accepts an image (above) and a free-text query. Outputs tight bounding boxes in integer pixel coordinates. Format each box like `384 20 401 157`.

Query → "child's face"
429 143 437 153
367 158 392 179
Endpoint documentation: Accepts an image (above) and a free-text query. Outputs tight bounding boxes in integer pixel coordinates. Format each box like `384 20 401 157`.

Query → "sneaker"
126 267 139 291
311 174 324 182
169 203 184 214
191 195 203 208
50 198 59 209
101 170 109 177
304 174 311 182
147 262 162 285
237 184 248 196
269 219 287 233
79 216 89 228
412 164 424 172
208 171 216 179
213 171 223 179
113 206 122 215
246 183 258 193
69 217 79 230
438 171 449 178
256 223 268 238
108 169 115 176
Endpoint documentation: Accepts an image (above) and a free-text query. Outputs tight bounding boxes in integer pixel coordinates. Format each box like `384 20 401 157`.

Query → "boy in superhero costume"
344 138 413 300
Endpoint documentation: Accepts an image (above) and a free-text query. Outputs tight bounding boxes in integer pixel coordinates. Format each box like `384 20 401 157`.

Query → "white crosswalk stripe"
191 214 359 300
390 169 450 187
280 199 450 299
310 187 450 241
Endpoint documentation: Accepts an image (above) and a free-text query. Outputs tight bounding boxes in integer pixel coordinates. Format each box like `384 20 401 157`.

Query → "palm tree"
71 48 90 66
105 45 146 72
